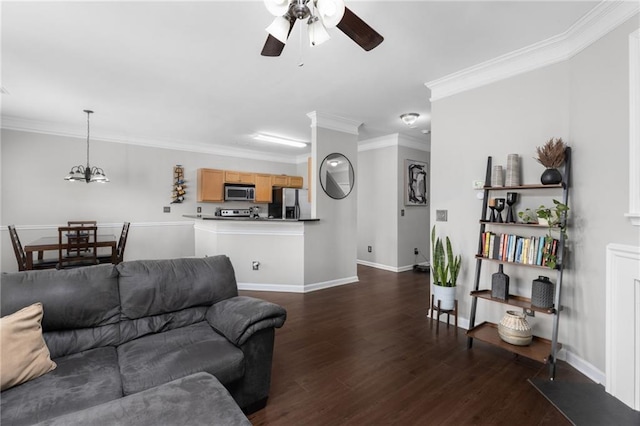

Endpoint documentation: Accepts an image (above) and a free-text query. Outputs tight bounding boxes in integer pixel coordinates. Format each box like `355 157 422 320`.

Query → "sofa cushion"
117 321 244 395
116 256 238 320
33 373 251 426
0 346 122 426
0 303 56 391
0 264 120 331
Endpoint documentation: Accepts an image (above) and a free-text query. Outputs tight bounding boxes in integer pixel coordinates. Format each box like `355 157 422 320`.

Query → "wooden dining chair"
66 220 97 256
8 225 58 271
58 226 98 269
98 222 130 265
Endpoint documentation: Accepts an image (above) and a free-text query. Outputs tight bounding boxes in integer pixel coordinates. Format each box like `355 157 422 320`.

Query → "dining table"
23 234 117 270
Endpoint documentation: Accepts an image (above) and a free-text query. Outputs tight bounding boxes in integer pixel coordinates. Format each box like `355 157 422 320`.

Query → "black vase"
531 276 555 308
541 168 562 185
491 264 509 300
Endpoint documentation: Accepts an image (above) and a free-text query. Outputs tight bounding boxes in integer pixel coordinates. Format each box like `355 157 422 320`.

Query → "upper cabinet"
272 175 303 188
197 168 303 203
255 174 273 203
224 171 255 184
197 169 224 202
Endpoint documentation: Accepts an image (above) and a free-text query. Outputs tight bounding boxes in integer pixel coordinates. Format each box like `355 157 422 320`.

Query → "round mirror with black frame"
319 153 355 200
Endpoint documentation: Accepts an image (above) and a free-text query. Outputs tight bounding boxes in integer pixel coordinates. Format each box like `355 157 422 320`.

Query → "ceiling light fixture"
400 113 420 127
264 0 345 48
253 133 308 148
64 110 109 183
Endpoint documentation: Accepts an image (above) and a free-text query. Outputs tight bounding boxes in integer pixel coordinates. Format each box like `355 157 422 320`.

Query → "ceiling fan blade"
336 7 383 52
261 16 296 57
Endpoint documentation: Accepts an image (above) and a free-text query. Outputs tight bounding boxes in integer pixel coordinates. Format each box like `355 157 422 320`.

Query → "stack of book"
480 232 558 266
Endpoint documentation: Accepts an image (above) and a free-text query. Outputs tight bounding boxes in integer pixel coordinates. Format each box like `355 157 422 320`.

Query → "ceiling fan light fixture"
253 133 307 148
266 16 292 44
264 0 289 17
316 0 345 28
400 113 420 127
308 16 330 46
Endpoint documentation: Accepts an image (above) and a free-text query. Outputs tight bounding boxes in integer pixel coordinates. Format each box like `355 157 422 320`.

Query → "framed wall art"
405 159 428 206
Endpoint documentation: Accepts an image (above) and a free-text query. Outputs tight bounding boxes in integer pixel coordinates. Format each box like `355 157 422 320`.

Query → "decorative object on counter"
404 159 428 206
320 153 355 200
64 110 110 183
536 199 569 269
491 264 510 300
506 192 518 223
491 165 504 187
536 138 566 185
505 154 520 186
532 276 555 309
494 197 505 223
430 225 461 311
488 198 497 222
498 310 533 346
171 165 186 203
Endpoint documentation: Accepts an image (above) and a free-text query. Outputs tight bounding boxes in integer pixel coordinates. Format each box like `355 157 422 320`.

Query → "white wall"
431 15 640 379
0 129 298 272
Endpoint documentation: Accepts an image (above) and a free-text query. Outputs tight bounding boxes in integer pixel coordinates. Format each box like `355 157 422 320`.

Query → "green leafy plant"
518 208 538 224
431 225 461 287
536 199 569 269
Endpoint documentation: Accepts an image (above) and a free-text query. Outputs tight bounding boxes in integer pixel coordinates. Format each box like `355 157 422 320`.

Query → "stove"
218 209 251 217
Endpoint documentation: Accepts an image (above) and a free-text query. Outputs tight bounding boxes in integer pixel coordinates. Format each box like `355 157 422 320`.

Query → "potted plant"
431 225 461 310
536 199 569 269
536 137 567 185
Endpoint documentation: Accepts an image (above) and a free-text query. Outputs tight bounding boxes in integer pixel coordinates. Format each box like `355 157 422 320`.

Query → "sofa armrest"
206 296 286 346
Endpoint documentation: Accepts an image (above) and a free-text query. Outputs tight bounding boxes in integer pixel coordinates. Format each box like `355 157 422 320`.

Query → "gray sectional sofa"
0 256 286 425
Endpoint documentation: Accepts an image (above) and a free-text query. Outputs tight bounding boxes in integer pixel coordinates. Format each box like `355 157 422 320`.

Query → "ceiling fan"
261 0 383 57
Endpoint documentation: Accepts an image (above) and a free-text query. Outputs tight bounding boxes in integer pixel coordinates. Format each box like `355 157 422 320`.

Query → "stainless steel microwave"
224 185 255 201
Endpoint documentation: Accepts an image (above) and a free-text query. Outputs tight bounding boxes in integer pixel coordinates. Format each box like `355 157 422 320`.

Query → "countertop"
183 214 319 222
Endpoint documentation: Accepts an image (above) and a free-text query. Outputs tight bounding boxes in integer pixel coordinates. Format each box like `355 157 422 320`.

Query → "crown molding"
426 1 640 101
358 133 430 153
1 116 300 164
306 111 362 135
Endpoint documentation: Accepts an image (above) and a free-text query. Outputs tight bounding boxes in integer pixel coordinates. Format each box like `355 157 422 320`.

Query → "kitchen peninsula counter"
183 214 319 222
187 215 320 292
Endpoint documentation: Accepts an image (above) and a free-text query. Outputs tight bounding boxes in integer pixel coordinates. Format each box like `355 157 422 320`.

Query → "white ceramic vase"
432 284 456 311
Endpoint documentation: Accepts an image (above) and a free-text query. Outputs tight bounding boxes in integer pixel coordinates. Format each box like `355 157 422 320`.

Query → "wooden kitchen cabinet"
288 176 303 188
224 170 255 184
272 175 303 188
254 174 273 203
197 169 224 202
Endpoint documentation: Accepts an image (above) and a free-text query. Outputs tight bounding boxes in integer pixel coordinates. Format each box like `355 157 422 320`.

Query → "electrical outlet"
197 207 202 213
414 248 419 255
163 206 170 213
367 246 372 253
401 209 405 216
252 261 260 270
436 209 448 221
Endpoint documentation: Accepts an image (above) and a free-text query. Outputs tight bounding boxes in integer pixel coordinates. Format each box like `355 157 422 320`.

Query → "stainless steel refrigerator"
268 188 310 219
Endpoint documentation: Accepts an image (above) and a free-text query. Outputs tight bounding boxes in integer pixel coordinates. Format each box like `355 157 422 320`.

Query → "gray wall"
356 134 430 271
431 15 640 378
1 128 298 272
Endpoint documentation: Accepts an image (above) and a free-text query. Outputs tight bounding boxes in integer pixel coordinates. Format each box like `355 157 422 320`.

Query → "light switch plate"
436 210 448 221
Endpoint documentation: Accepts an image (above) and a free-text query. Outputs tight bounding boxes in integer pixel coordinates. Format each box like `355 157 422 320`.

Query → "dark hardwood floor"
243 265 586 425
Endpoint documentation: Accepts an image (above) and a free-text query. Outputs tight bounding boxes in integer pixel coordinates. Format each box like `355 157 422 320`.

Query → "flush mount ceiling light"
253 133 308 148
64 110 109 183
261 0 383 57
400 113 420 127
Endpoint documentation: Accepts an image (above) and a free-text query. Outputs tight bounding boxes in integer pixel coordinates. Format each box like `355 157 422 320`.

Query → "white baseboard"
238 275 359 294
559 349 606 385
357 260 429 273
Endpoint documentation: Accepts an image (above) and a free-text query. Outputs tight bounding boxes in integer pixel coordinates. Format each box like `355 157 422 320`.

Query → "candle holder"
494 198 505 223
506 192 518 223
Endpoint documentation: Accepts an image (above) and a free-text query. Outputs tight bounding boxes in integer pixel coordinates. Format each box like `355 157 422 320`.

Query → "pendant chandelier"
64 110 109 183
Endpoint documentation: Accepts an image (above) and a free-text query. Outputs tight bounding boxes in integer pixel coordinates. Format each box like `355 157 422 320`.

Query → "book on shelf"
478 231 558 266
